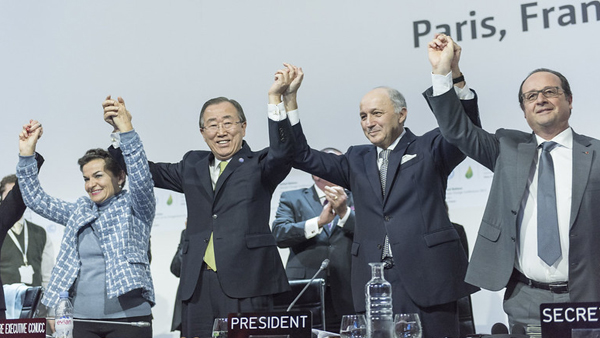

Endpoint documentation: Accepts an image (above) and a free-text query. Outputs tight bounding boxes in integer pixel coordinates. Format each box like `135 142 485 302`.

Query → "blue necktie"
537 141 561 266
323 199 333 231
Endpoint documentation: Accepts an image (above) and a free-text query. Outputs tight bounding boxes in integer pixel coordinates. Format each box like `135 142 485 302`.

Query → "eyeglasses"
201 121 243 133
521 86 563 103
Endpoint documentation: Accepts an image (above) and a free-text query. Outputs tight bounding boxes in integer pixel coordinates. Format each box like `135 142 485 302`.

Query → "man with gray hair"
280 63 480 338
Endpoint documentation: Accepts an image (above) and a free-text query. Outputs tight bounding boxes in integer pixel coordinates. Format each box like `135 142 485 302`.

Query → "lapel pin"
585 151 589 155
239 158 244 163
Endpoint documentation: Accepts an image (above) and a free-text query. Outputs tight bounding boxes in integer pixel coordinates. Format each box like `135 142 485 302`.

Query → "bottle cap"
59 291 69 298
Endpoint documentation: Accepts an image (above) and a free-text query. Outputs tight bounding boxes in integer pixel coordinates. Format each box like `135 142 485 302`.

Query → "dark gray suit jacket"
272 186 355 316
424 87 600 302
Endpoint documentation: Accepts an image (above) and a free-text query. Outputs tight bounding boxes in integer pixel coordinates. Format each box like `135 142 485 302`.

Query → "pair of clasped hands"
267 62 349 228
18 96 133 155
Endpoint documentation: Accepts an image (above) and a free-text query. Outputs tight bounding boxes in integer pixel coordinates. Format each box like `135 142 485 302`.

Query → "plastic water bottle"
366 262 394 338
54 291 73 338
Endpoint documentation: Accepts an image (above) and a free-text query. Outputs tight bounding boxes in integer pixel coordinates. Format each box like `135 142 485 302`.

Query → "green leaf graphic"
465 166 473 179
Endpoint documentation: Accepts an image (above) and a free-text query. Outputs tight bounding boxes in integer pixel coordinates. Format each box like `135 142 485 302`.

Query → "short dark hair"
77 149 126 185
518 68 572 109
0 174 17 201
198 97 246 128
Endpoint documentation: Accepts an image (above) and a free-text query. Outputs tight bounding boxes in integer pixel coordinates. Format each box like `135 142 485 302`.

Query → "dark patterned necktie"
379 149 393 267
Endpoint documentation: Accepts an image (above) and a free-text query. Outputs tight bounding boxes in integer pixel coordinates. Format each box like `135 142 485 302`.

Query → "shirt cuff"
432 72 475 100
432 72 453 96
304 217 323 239
455 83 475 100
268 102 287 121
288 109 300 126
336 207 351 228
110 132 121 149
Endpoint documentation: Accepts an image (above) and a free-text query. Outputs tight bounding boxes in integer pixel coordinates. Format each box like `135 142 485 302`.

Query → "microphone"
286 259 329 312
483 322 528 338
73 318 151 327
491 323 509 335
511 324 526 335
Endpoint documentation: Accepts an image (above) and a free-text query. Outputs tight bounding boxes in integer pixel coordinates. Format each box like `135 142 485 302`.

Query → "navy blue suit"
110 119 293 338
290 97 480 338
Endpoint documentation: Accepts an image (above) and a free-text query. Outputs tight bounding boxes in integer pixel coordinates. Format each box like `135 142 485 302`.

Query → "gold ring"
334 196 338 200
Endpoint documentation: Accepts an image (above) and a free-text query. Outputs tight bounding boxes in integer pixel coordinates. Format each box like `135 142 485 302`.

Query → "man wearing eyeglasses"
424 33 600 328
107 66 298 338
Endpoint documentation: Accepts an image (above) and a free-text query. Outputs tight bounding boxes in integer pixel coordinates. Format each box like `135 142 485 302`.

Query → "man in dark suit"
279 64 480 338
107 66 298 338
272 148 356 332
425 34 600 328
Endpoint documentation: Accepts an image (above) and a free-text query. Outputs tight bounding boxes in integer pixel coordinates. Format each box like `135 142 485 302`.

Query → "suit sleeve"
109 144 186 193
272 191 313 248
292 122 352 190
427 90 484 175
423 87 500 171
170 230 185 277
0 154 44 234
262 118 295 190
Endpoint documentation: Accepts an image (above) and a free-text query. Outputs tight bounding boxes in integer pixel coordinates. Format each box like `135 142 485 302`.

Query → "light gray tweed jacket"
17 131 155 308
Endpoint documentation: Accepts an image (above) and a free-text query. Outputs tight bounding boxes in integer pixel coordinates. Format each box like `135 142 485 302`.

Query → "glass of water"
394 313 422 338
212 317 228 338
340 314 367 338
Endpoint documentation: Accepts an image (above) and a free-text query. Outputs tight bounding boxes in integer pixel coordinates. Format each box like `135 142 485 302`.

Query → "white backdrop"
1 1 599 336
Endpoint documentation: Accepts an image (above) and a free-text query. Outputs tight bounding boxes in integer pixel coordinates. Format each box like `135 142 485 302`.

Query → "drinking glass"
340 314 367 338
394 313 422 338
212 317 228 338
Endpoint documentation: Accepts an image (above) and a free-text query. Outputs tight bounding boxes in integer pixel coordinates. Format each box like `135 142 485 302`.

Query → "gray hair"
375 86 407 114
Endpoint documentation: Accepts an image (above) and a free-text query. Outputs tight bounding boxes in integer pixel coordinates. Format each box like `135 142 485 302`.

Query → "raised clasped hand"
283 63 304 96
102 95 133 133
428 33 455 75
19 119 43 156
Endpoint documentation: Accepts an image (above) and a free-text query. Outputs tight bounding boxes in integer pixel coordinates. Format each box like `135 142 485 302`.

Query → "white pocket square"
401 154 417 164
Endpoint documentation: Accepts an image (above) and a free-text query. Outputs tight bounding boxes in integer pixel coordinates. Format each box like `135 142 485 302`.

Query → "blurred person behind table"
0 174 54 289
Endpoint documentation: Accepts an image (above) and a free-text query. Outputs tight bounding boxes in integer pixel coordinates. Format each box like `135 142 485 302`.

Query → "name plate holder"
0 318 45 338
541 302 600 338
228 311 312 338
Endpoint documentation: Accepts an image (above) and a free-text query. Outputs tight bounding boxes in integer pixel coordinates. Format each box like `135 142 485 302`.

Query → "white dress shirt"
517 128 572 283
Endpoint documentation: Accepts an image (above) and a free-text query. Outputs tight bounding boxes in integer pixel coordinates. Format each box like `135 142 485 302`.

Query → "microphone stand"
73 319 151 327
287 259 329 312
46 317 151 328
